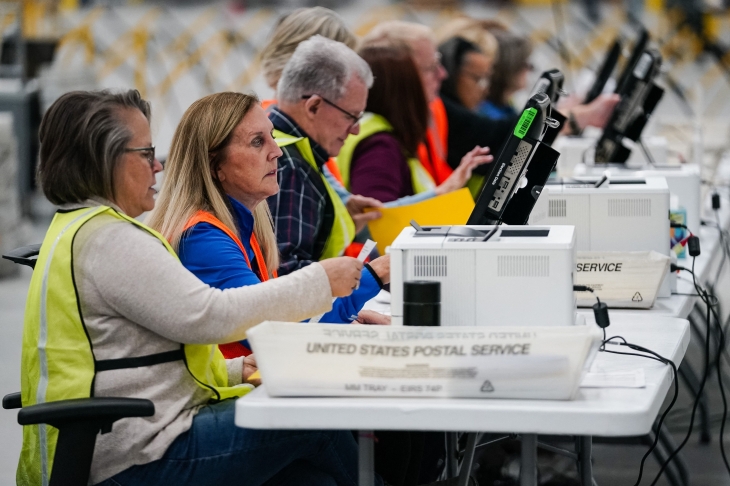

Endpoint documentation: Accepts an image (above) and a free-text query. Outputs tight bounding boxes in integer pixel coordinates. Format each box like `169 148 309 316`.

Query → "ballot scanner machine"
534 176 672 296
535 176 670 253
389 225 577 328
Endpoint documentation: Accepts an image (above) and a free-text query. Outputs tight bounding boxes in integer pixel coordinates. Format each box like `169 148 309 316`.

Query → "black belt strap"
96 348 185 372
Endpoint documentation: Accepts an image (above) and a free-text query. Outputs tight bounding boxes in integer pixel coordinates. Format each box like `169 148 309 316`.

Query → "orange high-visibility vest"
417 97 453 185
262 98 346 185
183 210 277 358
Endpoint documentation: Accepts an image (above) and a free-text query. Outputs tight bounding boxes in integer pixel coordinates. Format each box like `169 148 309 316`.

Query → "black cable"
600 336 679 486
715 299 730 474
654 258 728 483
697 269 730 475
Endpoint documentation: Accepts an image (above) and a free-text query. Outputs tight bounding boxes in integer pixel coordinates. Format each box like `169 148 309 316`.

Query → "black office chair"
3 244 155 486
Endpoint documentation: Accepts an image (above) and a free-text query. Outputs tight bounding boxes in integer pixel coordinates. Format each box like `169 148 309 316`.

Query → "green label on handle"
514 107 537 139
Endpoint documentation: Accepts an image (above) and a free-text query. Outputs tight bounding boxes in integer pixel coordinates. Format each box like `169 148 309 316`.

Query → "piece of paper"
580 369 646 388
367 188 475 254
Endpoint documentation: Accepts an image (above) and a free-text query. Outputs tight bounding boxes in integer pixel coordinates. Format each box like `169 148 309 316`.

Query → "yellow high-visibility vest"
274 130 355 259
19 206 249 486
336 112 436 195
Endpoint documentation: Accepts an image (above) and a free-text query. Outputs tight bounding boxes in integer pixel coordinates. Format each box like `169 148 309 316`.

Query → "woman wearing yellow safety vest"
336 43 493 205
21 89 374 486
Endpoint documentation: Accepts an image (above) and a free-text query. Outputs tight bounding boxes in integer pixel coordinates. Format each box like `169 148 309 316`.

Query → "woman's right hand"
320 257 363 297
435 145 493 196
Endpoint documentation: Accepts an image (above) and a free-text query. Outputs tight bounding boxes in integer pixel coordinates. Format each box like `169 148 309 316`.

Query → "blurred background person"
336 42 492 205
479 29 534 119
438 36 493 113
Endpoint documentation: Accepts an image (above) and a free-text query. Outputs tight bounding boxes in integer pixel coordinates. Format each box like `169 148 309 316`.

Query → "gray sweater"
66 200 333 484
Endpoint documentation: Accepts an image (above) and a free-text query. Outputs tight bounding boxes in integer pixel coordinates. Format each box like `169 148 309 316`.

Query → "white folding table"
236 315 689 486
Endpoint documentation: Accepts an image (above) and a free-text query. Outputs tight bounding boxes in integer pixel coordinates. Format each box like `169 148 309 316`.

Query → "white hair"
277 35 373 104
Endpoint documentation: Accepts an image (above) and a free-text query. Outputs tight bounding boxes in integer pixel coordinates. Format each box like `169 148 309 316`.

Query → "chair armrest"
18 397 154 428
3 392 21 409
2 244 42 269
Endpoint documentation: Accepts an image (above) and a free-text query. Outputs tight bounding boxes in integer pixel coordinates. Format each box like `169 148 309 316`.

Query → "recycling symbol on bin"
480 380 495 392
632 292 643 302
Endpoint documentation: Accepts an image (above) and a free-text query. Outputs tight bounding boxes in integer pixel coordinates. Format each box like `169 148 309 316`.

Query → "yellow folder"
367 188 475 254
248 370 261 382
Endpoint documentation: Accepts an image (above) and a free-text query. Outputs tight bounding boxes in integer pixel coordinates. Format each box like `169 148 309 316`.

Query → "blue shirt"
178 196 382 327
478 100 518 120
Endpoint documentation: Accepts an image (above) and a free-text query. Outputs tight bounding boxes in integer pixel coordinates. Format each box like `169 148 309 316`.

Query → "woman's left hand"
355 310 391 325
243 354 261 386
367 255 390 285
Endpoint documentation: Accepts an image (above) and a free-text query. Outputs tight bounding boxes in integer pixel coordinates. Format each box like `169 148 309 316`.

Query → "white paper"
580 368 646 388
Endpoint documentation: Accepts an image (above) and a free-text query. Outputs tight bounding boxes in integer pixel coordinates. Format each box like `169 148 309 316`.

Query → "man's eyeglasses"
125 146 160 169
301 95 364 127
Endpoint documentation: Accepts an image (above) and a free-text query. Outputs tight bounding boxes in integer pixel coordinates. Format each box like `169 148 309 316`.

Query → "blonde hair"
361 20 435 49
435 17 499 62
146 92 279 273
261 7 357 90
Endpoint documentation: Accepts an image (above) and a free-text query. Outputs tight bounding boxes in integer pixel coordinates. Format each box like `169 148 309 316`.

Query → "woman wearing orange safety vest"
147 92 391 360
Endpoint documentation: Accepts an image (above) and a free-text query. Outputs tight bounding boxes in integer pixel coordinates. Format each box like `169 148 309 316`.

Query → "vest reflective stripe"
35 206 101 486
183 210 277 281
274 130 355 259
417 97 453 185
336 112 436 194
19 206 250 485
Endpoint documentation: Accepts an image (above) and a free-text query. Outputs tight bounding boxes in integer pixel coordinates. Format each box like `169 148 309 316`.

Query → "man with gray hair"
267 35 383 284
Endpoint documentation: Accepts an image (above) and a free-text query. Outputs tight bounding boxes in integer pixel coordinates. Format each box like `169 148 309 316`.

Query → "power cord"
573 287 682 485
668 251 730 479
602 336 679 486
572 285 610 337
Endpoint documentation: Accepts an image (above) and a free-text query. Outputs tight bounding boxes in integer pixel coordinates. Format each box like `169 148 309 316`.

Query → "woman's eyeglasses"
463 72 490 90
125 146 160 169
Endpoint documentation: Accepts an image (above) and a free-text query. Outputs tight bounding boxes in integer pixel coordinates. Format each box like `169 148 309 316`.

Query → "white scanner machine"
573 163 701 235
535 175 672 296
389 225 577 328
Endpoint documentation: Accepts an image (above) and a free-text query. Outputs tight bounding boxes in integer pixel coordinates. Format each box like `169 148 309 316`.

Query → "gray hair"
277 35 373 104
38 89 150 205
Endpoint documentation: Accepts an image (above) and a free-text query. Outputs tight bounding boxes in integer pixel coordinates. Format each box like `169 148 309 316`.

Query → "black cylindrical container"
403 281 441 326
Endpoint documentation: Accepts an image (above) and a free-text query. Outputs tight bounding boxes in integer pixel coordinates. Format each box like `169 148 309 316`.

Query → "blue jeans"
97 399 381 486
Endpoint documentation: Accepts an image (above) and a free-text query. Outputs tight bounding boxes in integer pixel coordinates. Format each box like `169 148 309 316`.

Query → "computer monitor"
614 27 650 95
467 92 556 225
594 48 664 164
584 38 622 104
